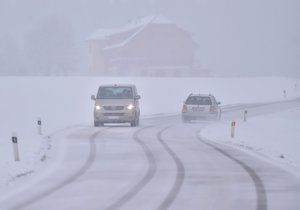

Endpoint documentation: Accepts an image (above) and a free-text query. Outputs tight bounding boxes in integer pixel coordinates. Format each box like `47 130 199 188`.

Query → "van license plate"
108 116 119 120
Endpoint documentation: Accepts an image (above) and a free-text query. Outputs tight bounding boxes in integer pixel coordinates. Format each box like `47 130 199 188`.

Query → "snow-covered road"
1 99 300 210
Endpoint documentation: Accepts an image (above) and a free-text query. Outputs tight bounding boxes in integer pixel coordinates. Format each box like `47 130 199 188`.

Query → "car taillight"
182 104 187 113
210 106 216 112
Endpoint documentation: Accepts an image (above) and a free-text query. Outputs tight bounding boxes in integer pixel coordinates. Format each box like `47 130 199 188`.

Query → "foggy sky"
0 0 299 76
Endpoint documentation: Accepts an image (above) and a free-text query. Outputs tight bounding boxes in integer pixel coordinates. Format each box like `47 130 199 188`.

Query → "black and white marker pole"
283 90 287 98
231 121 236 138
218 109 222 120
12 133 20 161
244 110 248 122
37 117 42 135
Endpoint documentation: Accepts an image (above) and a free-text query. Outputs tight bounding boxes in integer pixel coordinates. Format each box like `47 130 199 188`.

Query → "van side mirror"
91 95 96 101
135 95 141 100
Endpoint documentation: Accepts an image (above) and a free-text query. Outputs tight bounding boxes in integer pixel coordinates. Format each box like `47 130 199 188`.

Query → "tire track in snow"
10 128 105 210
156 126 185 210
105 126 157 210
196 134 268 210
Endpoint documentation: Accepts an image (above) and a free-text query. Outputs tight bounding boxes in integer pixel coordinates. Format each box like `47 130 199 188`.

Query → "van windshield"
186 96 212 105
97 87 133 99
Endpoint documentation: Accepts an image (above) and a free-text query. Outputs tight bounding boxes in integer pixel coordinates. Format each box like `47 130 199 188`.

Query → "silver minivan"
91 84 141 127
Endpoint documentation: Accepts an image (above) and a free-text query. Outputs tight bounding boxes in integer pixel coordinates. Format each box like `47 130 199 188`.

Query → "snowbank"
0 76 299 188
201 107 300 177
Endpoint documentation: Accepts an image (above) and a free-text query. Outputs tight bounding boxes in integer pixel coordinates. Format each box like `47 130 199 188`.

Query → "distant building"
86 15 202 76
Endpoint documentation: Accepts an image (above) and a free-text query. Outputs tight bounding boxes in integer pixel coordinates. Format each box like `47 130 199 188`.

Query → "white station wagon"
181 94 221 122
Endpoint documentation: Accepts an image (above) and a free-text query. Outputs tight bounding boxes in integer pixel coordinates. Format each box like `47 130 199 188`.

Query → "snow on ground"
0 76 299 189
201 107 300 177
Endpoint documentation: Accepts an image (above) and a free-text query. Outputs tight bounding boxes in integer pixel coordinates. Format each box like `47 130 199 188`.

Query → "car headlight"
127 104 135 110
95 105 101 110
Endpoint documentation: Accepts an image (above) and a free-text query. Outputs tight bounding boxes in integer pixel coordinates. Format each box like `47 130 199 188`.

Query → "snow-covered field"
0 76 299 190
201 106 300 176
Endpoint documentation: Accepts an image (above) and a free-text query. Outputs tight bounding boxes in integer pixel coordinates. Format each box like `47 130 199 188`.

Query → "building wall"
122 24 195 67
89 24 197 76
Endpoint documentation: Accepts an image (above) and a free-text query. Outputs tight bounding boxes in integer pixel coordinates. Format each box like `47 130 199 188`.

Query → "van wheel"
182 117 189 123
130 121 136 127
94 121 103 127
131 117 138 127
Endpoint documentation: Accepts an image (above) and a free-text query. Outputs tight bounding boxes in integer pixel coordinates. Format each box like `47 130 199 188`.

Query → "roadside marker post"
244 110 248 122
283 90 287 98
37 117 42 135
231 121 236 138
219 109 222 120
12 133 20 161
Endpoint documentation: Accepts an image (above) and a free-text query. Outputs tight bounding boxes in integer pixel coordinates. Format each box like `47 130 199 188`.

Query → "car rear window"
186 96 212 105
97 87 133 99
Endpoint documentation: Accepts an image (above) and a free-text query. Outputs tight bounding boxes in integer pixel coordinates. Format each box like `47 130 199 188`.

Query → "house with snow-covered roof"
86 15 200 76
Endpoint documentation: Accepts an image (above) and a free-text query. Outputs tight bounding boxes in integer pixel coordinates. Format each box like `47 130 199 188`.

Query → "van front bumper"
94 110 136 123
